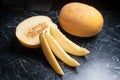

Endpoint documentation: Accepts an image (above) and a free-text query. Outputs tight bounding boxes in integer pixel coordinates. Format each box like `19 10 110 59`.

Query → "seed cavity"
26 22 48 38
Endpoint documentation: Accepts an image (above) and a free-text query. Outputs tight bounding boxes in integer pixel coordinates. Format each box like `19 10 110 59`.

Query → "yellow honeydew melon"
16 16 56 48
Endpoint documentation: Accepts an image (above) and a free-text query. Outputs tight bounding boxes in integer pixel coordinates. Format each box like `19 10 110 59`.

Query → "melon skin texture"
59 2 104 37
16 16 55 48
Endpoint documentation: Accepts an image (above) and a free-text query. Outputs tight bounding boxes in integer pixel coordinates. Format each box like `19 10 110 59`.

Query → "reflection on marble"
0 11 120 80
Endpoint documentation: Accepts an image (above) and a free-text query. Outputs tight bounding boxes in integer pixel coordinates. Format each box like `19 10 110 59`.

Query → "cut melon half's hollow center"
16 16 57 48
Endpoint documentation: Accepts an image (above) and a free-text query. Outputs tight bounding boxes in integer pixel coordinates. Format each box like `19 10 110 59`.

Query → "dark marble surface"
0 11 120 80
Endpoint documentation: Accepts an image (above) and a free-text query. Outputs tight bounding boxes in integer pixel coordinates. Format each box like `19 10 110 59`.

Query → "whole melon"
59 2 104 37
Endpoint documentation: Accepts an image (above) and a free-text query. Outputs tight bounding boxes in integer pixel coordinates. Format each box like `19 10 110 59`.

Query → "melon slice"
15 16 54 48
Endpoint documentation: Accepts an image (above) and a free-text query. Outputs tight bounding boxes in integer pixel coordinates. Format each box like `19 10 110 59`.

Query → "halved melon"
16 16 55 48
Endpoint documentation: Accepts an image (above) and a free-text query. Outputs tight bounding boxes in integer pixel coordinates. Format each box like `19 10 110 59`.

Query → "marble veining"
0 11 120 80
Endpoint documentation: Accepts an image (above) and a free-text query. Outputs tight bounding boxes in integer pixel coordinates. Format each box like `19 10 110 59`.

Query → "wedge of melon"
16 16 54 48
